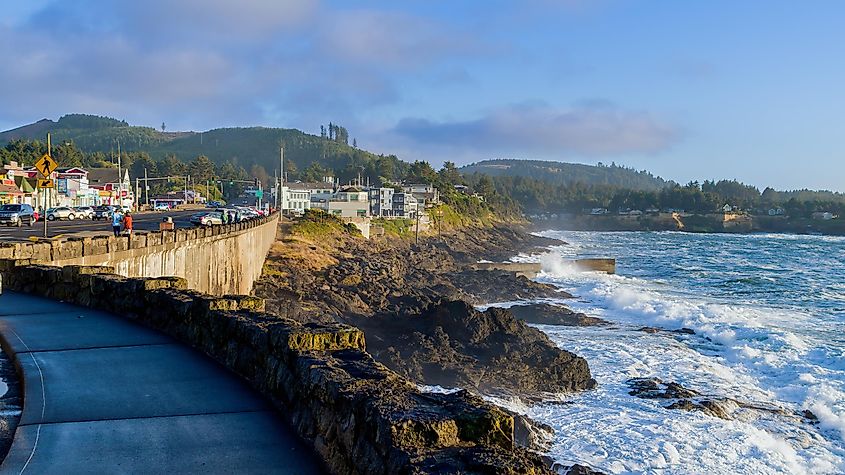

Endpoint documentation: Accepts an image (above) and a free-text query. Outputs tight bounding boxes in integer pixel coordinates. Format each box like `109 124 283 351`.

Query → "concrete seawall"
0 214 279 296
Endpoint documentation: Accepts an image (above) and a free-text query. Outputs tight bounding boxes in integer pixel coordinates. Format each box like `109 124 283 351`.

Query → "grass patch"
373 218 416 237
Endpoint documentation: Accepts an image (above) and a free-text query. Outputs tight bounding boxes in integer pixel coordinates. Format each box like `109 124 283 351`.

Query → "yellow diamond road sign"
38 179 54 188
35 154 58 177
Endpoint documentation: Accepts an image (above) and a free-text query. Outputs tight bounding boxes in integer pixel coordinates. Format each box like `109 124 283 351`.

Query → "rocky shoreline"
253 217 608 472
254 220 596 398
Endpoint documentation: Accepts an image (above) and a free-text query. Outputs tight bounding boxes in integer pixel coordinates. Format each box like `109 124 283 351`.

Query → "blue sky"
1 1 843 191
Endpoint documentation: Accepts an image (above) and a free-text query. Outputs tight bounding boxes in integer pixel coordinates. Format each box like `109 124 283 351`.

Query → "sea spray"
494 230 845 474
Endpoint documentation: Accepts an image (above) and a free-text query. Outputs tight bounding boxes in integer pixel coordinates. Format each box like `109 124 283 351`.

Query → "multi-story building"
328 186 370 218
402 184 438 208
391 192 419 218
369 187 395 217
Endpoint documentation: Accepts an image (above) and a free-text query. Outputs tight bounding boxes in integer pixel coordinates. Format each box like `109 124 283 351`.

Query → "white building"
328 186 370 218
281 184 312 214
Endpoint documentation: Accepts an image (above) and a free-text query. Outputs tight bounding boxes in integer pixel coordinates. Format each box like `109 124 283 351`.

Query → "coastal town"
0 157 453 238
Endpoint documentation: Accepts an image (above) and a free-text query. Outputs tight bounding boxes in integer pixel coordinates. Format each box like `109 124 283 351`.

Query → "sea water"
502 231 845 474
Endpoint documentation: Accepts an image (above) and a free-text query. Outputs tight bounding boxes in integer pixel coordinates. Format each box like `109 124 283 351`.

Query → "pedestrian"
123 211 133 236
229 210 236 223
111 208 123 237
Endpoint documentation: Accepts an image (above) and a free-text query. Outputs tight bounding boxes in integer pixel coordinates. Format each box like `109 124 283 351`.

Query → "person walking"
123 211 133 236
111 208 123 237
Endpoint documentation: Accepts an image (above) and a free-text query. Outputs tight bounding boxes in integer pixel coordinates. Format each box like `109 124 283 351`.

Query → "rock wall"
0 214 279 296
0 264 553 475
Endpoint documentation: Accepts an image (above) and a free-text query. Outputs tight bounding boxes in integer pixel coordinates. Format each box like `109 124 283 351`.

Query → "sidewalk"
0 292 322 474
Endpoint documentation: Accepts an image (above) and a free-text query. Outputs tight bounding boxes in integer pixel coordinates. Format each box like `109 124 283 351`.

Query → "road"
0 210 200 241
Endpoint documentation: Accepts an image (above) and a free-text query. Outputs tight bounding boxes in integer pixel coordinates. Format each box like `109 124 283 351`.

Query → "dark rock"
510 304 606 326
450 270 572 305
564 464 608 475
360 300 596 395
665 399 734 420
802 409 819 423
639 326 696 335
506 411 555 452
628 378 735 420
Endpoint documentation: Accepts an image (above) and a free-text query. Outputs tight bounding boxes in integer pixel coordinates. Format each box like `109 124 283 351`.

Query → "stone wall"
0 214 279 296
0 264 553 475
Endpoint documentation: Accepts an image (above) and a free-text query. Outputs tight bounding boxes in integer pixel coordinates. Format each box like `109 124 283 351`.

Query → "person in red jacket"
123 211 133 235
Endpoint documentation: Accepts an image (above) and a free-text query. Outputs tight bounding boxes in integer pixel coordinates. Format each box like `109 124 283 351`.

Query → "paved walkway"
0 292 322 474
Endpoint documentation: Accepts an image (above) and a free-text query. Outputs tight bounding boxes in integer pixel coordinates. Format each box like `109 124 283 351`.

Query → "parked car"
190 211 223 226
92 206 115 220
0 204 35 227
154 203 170 211
73 206 94 219
46 207 76 221
119 205 132 213
205 201 222 208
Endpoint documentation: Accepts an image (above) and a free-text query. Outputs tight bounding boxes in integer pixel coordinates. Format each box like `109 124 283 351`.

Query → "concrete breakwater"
0 263 554 474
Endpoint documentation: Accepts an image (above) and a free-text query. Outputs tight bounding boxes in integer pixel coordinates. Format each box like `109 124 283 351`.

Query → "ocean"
499 230 845 474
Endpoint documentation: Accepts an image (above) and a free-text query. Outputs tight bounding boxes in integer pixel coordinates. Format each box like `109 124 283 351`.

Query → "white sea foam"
492 230 845 474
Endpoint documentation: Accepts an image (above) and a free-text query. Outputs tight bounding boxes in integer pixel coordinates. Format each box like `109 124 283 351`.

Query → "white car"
46 207 76 221
73 206 94 219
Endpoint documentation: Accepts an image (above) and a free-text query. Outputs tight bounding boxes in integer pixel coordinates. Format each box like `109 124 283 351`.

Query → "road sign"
37 178 54 188
35 154 58 177
255 190 264 199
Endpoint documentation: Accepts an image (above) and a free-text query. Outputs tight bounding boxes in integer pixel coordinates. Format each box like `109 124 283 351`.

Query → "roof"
0 183 21 195
14 176 35 193
87 168 125 185
57 167 88 175
286 182 333 191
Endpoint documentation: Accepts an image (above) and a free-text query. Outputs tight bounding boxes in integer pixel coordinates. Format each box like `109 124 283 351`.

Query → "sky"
1 0 843 191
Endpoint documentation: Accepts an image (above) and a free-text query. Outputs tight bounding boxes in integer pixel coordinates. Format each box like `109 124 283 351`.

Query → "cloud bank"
391 103 678 158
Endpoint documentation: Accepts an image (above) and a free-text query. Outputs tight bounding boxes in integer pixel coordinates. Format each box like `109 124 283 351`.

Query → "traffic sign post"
40 134 58 237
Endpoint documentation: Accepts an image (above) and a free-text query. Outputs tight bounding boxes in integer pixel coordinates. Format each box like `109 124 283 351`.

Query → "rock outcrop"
358 300 596 394
508 303 608 326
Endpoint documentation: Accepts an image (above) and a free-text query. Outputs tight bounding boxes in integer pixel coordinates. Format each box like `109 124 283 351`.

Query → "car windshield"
0 205 21 211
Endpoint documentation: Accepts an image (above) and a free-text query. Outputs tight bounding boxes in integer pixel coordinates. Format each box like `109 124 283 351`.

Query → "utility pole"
44 133 51 238
116 140 122 208
144 167 149 206
279 146 284 212
415 205 420 245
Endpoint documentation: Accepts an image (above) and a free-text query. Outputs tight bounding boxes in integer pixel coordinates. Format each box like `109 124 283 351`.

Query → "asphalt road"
0 210 199 241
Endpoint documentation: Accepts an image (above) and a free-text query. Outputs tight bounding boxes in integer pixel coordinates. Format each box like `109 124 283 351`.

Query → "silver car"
190 211 223 226
46 207 76 221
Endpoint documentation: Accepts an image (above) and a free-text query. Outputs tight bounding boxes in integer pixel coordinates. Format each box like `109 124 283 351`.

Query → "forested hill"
461 159 673 191
0 114 404 183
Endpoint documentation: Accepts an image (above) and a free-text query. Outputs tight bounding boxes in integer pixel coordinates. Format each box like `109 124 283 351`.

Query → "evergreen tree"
188 155 216 182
